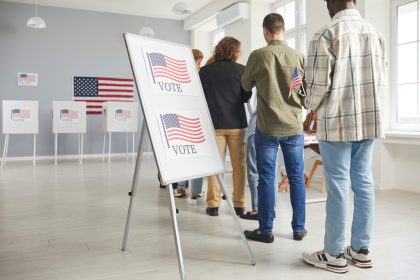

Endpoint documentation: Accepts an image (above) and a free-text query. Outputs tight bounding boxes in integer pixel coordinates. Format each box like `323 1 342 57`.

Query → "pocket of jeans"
285 133 304 146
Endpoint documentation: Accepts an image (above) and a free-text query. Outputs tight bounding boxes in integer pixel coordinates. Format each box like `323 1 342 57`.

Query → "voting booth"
102 101 138 163
121 33 255 279
2 100 39 166
52 101 86 164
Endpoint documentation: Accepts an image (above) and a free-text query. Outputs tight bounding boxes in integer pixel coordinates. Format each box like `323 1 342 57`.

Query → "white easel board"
124 33 224 185
2 100 39 134
102 102 138 132
53 101 86 134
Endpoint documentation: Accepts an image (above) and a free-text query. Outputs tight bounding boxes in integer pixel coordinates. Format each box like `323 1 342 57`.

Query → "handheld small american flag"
161 114 205 148
73 77 134 115
147 53 191 84
288 67 305 99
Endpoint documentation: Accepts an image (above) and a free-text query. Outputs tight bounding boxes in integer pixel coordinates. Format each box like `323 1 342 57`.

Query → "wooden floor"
0 158 419 280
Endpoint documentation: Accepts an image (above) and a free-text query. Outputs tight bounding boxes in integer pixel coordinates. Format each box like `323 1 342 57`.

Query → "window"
393 0 420 131
212 29 225 47
273 0 306 54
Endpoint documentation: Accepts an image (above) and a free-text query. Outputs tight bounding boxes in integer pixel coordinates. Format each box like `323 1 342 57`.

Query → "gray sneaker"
344 246 373 268
302 250 349 274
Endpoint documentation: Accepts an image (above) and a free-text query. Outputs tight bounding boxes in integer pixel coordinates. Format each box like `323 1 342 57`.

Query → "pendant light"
27 0 46 29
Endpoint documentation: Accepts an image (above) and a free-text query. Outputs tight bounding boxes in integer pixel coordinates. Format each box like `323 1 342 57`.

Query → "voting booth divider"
52 101 86 165
2 100 39 167
102 101 138 163
121 33 255 280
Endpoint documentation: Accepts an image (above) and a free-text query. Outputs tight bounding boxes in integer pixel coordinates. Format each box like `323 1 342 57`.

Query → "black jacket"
199 61 252 129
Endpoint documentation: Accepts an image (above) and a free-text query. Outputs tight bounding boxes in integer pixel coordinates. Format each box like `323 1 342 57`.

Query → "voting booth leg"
54 134 58 165
1 134 10 167
132 132 135 162
33 134 36 166
102 133 106 162
108 132 112 164
126 132 129 160
167 183 186 280
122 122 147 251
80 133 84 164
216 175 256 266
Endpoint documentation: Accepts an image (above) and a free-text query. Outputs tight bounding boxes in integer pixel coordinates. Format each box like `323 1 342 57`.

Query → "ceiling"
1 0 216 20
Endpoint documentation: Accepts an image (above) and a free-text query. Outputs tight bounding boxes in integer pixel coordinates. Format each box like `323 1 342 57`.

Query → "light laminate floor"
0 158 419 280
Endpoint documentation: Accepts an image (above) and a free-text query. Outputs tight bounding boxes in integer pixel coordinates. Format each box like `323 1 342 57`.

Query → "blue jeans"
190 178 203 194
247 134 278 211
255 129 306 233
320 140 375 256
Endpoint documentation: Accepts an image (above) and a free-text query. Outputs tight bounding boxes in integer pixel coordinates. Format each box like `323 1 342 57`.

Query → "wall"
0 1 190 158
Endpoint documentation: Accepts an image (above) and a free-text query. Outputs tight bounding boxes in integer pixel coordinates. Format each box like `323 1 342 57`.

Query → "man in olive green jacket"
241 13 307 243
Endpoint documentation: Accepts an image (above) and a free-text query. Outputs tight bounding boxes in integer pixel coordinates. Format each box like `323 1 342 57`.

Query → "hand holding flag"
288 67 306 99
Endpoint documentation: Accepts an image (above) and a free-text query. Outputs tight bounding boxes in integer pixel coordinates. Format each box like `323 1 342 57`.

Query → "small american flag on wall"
73 76 134 114
147 53 191 84
160 114 205 148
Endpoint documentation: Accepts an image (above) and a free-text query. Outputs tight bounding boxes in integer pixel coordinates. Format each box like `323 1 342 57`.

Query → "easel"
121 120 256 280
1 133 36 167
54 133 84 165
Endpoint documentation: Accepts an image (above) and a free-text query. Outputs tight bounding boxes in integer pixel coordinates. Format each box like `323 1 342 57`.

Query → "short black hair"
263 13 285 34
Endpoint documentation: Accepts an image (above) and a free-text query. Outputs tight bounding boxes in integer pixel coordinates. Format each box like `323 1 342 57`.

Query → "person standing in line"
241 13 307 243
200 37 252 217
302 0 387 274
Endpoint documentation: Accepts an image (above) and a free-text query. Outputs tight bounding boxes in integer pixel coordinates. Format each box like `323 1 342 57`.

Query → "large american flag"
288 67 304 99
161 114 205 148
147 53 191 84
73 77 134 114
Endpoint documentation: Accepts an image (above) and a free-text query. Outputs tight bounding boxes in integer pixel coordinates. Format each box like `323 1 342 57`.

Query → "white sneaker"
302 250 349 274
344 246 373 268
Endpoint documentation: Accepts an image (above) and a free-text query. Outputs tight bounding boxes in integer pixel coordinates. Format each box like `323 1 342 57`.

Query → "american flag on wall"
160 114 205 148
147 53 191 84
73 77 134 114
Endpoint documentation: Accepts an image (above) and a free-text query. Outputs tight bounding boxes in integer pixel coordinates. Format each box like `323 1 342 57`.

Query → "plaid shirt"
305 9 387 141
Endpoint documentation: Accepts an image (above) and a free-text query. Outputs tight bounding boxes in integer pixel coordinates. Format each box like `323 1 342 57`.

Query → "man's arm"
241 52 256 92
304 36 335 110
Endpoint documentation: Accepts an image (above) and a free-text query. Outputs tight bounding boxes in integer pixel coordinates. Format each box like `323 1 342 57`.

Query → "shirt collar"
332 8 361 21
267 40 288 46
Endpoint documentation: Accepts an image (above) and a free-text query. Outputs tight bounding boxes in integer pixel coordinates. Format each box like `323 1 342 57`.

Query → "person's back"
305 9 387 141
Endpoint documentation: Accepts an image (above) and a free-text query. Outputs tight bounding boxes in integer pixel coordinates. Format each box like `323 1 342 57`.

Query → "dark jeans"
255 128 306 233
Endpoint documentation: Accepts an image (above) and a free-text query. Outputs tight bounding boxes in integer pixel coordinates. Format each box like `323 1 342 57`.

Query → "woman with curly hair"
199 37 252 217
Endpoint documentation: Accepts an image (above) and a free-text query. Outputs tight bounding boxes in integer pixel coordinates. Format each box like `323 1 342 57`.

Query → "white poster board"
53 101 86 134
124 33 224 184
102 102 138 132
2 100 39 134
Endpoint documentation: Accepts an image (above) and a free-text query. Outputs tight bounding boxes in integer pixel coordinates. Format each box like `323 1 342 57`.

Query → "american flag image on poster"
160 114 205 148
60 109 79 122
11 109 31 122
147 53 191 84
115 109 132 121
73 77 134 114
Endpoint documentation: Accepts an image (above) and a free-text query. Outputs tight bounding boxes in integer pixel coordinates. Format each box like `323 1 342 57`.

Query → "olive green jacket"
241 40 305 136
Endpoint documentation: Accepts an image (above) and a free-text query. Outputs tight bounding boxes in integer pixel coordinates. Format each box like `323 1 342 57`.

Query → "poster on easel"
102 101 138 132
2 100 39 134
53 101 86 134
124 33 224 184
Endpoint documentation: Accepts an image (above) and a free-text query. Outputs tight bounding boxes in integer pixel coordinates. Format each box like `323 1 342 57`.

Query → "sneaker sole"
303 258 349 274
344 252 373 269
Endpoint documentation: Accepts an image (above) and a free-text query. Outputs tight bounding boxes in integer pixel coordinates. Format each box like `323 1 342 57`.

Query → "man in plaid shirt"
302 0 387 273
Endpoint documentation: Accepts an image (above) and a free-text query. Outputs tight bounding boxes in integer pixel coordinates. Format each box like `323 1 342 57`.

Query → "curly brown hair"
214 37 241 62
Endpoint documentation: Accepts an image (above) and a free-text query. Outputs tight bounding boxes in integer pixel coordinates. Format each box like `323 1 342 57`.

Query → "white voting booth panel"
122 33 255 279
52 101 86 165
2 100 38 166
102 102 138 163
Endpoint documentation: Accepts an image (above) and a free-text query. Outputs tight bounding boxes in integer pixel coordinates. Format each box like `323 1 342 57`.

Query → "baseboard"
2 151 155 162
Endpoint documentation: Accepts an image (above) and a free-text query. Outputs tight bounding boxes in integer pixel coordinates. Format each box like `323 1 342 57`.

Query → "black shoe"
293 229 308 241
240 211 259 220
206 207 219 216
244 229 274 243
234 207 245 216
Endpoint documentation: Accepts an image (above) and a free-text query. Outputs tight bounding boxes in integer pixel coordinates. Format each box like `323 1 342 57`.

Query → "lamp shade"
27 16 46 29
172 2 192 15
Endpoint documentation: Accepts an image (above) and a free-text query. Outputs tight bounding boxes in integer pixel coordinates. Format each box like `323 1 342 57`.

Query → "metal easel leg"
216 174 256 266
167 183 186 280
122 121 147 251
